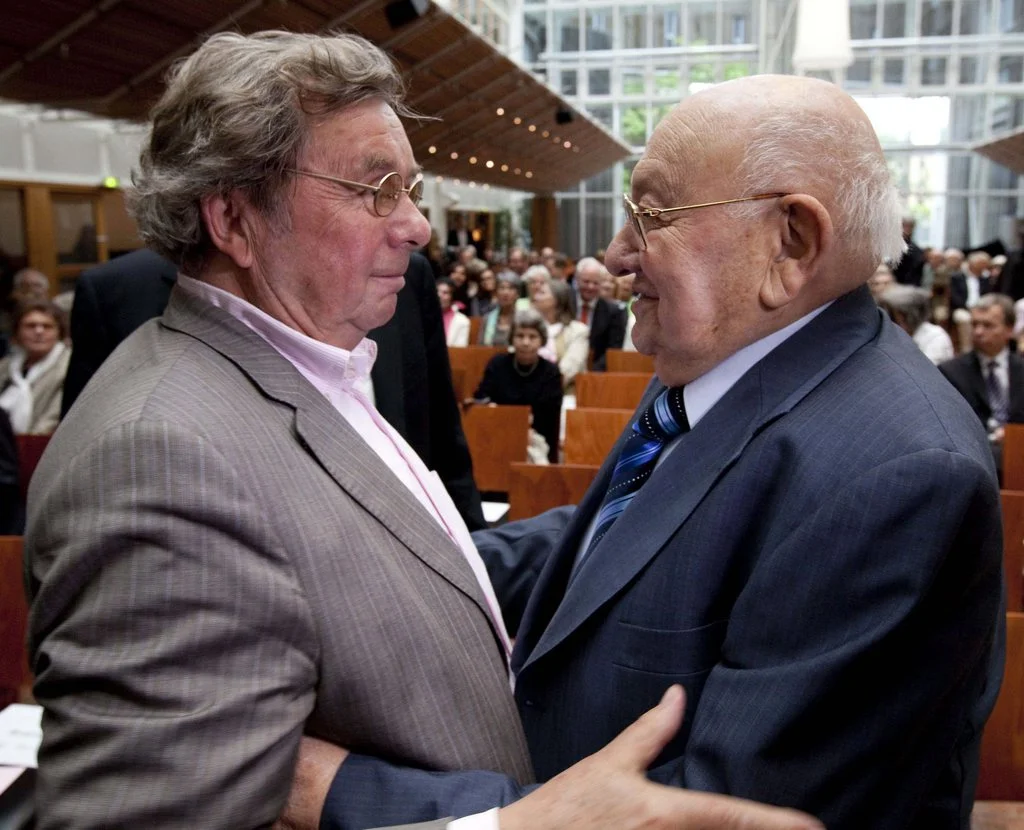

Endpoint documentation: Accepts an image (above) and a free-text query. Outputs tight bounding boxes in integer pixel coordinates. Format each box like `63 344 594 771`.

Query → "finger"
598 684 686 771
665 789 824 830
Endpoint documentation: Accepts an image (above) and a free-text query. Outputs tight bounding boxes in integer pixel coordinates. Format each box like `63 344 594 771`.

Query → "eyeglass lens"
624 195 647 248
374 172 424 217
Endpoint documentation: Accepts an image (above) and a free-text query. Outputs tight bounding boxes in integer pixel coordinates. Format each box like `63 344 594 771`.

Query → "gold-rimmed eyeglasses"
287 169 424 217
623 192 787 250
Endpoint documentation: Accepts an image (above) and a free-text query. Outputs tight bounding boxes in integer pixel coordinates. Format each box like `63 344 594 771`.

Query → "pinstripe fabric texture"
24 287 533 829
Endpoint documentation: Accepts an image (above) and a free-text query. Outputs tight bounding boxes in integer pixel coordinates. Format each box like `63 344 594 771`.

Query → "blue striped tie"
581 386 689 564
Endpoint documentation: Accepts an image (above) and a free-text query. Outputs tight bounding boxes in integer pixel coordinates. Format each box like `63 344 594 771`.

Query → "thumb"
600 684 686 771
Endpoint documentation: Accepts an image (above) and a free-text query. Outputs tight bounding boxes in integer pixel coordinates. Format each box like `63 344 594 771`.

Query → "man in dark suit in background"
893 217 925 286
940 292 1024 475
570 257 626 371
60 248 485 529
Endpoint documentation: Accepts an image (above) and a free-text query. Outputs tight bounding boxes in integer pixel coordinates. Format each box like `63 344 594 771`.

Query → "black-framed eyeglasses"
287 169 425 217
623 192 787 250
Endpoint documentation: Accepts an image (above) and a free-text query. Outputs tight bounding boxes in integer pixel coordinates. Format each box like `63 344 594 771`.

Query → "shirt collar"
984 348 1009 371
684 302 832 428
176 274 377 392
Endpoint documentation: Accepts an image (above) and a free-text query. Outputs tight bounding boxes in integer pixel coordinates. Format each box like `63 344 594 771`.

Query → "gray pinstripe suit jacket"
24 286 533 829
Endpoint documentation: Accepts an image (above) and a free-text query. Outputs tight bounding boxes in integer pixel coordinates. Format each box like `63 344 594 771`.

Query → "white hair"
731 109 905 266
574 256 606 277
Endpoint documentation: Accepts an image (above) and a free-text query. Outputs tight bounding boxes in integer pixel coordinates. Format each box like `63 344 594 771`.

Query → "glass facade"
518 0 1024 256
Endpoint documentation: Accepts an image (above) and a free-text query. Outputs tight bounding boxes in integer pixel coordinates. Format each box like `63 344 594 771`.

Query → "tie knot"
635 386 688 442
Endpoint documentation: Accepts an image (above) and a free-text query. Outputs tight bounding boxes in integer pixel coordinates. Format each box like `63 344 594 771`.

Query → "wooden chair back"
15 434 50 500
976 612 1024 800
450 367 466 405
507 463 601 521
0 536 30 708
575 372 652 410
564 408 633 466
1003 424 1024 490
448 345 505 402
469 316 482 345
462 404 531 493
606 349 655 373
1001 490 1024 613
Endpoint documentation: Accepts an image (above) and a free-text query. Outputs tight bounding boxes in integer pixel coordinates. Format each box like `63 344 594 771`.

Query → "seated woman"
0 299 71 435
878 285 953 365
437 278 470 347
472 309 562 463
469 267 497 318
531 277 590 391
478 273 521 347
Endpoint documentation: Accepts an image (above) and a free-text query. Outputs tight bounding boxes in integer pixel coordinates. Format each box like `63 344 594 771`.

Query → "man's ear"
200 191 261 270
760 194 834 310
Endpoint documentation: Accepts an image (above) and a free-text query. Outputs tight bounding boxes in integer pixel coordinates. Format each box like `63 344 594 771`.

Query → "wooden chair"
469 315 482 345
1001 490 1024 613
450 367 466 405
15 434 50 501
575 372 652 410
507 463 601 521
0 536 30 708
606 349 655 373
462 404 530 493
976 612 1024 801
1003 424 1024 491
564 408 633 466
448 345 505 402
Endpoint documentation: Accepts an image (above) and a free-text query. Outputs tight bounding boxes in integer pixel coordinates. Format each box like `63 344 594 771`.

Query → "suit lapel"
518 287 884 671
160 288 504 649
967 353 992 417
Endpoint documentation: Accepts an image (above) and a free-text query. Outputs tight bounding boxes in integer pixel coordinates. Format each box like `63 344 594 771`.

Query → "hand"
273 736 348 830
499 686 823 830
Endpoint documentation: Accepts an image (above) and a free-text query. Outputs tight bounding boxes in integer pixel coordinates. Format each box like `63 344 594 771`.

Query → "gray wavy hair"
511 308 549 343
129 30 410 275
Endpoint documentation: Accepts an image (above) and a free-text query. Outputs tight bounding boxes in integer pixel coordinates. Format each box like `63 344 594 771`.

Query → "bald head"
645 75 902 293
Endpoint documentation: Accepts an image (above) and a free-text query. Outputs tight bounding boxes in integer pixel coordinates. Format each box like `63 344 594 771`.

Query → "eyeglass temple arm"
640 192 787 218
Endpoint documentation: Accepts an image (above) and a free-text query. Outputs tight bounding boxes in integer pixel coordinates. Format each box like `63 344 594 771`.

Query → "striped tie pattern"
582 386 689 563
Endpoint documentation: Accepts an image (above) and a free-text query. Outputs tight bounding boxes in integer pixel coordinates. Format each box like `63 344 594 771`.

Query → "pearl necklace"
513 359 538 377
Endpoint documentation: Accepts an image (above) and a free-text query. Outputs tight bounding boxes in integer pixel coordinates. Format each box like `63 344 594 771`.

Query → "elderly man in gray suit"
24 30 817 830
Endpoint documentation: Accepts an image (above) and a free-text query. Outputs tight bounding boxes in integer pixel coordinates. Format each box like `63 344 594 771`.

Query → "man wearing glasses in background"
289 75 1005 830
24 31 821 830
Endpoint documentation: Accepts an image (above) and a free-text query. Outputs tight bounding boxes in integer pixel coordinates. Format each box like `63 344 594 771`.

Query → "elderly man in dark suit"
301 74 1004 830
571 256 627 370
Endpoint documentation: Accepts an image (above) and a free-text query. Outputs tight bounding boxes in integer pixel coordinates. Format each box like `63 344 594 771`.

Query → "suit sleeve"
26 422 319 829
415 260 487 531
592 306 627 371
61 275 110 417
677 449 1004 829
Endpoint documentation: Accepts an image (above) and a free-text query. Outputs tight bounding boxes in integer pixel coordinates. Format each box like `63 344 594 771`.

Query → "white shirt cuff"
447 807 500 830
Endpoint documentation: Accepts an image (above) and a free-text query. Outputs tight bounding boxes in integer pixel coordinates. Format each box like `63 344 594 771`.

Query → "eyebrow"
361 153 422 180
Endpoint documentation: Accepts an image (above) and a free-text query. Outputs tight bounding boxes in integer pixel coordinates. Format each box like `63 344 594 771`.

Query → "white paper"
0 704 43 769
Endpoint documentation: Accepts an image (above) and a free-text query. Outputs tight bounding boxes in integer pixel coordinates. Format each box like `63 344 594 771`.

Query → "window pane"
920 1 953 36
959 0 988 34
959 56 985 84
53 197 97 265
689 62 717 85
585 166 614 193
883 57 905 84
850 1 877 38
949 94 987 142
621 6 647 48
586 104 613 130
847 58 872 84
621 68 645 95
999 55 1024 83
723 0 753 44
586 8 613 50
652 104 674 131
523 12 547 62
687 1 718 45
1000 0 1024 33
992 94 1024 134
620 105 648 146
653 6 682 48
882 2 907 37
560 69 578 96
921 57 947 85
588 68 611 95
554 10 580 51
654 65 681 95
584 196 615 254
723 59 753 81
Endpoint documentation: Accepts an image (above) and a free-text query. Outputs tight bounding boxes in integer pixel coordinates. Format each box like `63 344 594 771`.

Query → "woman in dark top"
472 308 562 463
